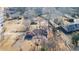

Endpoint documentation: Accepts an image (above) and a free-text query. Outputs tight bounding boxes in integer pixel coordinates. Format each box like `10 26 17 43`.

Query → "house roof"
62 23 79 33
33 29 47 37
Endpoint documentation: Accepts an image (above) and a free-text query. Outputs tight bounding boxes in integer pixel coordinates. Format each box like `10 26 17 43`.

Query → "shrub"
72 33 79 41
41 47 48 51
72 33 79 47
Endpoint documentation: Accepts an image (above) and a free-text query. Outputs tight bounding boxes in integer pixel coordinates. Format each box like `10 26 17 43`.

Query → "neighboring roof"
49 20 59 28
62 23 79 33
24 29 47 40
33 29 47 37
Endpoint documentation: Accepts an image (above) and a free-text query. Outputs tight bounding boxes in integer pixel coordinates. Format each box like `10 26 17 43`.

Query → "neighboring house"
61 17 79 33
62 23 79 33
24 29 48 40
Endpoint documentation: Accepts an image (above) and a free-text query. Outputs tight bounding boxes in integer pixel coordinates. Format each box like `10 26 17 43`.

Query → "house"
62 23 79 33
61 16 79 33
33 29 47 38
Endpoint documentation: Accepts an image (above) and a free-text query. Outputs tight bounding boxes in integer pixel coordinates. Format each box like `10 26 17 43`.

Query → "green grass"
41 47 48 51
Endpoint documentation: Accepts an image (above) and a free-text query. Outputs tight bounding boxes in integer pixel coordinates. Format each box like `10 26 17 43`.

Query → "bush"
72 33 79 47
72 33 79 41
41 47 48 51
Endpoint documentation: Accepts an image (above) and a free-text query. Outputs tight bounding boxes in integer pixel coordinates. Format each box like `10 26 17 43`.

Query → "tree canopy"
72 33 79 41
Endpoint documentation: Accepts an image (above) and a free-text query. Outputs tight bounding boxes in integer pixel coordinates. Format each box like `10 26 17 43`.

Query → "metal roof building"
62 23 79 33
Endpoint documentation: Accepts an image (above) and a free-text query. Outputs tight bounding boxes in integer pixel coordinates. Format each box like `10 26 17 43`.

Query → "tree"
72 33 79 47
